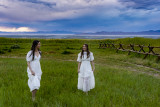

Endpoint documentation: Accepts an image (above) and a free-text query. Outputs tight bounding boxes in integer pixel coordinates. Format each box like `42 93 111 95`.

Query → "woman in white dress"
26 40 42 101
77 44 95 94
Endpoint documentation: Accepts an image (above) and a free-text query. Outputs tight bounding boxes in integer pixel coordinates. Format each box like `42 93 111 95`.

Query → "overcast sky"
0 0 160 32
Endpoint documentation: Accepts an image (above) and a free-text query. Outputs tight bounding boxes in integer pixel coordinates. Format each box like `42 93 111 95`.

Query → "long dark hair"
29 40 41 61
80 44 90 59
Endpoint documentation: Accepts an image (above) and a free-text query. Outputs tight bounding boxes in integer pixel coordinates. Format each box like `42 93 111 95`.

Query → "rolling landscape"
1 37 160 106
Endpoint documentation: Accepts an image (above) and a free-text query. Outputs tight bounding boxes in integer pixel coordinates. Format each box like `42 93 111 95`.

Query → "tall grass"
1 58 160 106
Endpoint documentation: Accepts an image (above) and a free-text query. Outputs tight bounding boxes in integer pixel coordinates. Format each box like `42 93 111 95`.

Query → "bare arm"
91 61 95 72
27 62 35 76
78 62 81 73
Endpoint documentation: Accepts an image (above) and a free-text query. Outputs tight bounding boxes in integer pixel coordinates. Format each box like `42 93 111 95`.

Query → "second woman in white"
77 44 95 94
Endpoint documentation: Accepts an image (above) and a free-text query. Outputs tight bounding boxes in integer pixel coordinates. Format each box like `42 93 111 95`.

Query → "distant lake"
0 34 160 39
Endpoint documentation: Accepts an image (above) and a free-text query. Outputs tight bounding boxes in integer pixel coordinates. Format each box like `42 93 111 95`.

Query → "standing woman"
26 40 42 101
77 44 95 94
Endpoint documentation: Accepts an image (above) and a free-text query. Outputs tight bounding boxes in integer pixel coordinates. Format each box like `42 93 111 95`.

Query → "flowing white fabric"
26 50 42 92
77 51 95 92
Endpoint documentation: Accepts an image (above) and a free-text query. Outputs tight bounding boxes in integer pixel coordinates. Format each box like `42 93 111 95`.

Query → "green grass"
1 37 160 106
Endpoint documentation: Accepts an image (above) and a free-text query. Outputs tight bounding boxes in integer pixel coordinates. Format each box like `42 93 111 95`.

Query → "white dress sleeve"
26 51 32 62
77 53 82 62
90 52 94 61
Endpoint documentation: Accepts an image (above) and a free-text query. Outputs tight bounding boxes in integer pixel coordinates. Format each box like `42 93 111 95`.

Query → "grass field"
1 37 160 107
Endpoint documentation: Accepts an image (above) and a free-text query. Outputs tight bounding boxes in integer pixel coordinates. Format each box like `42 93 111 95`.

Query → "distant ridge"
81 30 160 35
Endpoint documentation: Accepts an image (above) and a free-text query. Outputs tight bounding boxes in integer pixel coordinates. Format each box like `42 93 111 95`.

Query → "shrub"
2 47 9 51
0 50 5 54
11 44 20 49
66 46 75 50
61 50 73 54
8 48 12 52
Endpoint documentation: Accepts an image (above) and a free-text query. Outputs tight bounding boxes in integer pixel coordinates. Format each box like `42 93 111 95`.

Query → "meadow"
1 37 160 107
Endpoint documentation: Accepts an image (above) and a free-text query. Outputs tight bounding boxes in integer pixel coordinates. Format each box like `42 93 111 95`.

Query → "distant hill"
81 30 160 35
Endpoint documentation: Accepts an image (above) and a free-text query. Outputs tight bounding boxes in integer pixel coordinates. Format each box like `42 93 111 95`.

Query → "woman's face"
82 45 87 51
36 42 41 49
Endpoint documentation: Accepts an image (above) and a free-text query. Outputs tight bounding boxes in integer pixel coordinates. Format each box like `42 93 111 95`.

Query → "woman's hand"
91 61 95 73
92 68 95 72
27 62 35 76
31 70 35 76
78 62 81 73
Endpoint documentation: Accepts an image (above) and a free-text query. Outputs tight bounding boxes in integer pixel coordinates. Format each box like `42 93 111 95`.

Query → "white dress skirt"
77 51 95 92
26 51 42 92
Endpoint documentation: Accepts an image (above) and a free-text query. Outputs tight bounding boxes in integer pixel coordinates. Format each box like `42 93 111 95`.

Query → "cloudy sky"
0 0 160 32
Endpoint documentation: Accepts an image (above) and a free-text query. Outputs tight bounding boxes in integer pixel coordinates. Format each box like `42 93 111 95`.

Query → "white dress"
77 51 95 92
26 50 42 92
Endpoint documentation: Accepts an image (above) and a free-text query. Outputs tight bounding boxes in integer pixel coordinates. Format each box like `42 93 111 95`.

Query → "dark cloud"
120 0 160 9
18 0 56 8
